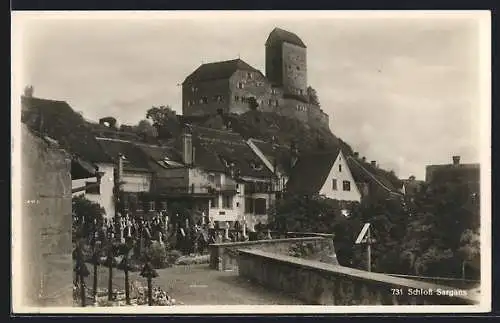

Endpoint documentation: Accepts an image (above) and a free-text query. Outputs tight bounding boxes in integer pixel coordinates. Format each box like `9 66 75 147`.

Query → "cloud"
18 13 483 180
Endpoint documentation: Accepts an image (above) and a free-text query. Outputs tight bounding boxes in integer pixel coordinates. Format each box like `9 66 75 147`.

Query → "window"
208 174 215 183
268 99 272 105
271 88 277 95
237 82 244 89
343 180 351 191
339 164 342 172
222 195 233 209
85 181 100 195
247 72 253 79
254 198 267 215
214 95 223 103
245 197 254 213
210 197 219 208
234 95 240 102
191 86 197 92
187 101 191 107
256 82 263 87
200 96 208 104
296 66 300 71
299 89 303 95
149 201 155 211
332 179 337 190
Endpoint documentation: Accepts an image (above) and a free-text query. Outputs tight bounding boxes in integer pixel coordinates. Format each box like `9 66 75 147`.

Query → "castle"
182 27 330 129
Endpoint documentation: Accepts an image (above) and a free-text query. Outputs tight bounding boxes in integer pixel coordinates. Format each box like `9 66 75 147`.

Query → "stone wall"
209 235 337 271
21 126 73 307
238 249 479 305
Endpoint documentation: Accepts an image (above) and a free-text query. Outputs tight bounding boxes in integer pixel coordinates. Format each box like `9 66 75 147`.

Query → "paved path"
84 264 304 305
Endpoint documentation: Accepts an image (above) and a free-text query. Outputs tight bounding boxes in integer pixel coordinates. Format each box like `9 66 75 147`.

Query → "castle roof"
183 58 261 84
266 27 307 48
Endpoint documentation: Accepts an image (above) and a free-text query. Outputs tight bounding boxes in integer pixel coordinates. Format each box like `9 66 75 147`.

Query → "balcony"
208 183 238 193
245 182 274 194
155 184 214 197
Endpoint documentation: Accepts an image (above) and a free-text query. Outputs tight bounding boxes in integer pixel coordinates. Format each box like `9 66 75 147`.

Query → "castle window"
296 66 300 71
235 96 240 102
268 99 272 105
237 82 245 89
214 95 223 103
191 86 197 92
288 65 292 70
332 179 337 190
275 100 279 107
299 89 304 95
343 181 351 191
271 88 277 95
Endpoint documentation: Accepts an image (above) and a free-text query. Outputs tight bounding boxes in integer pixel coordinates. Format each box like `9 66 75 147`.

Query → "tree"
307 86 320 106
399 180 480 278
146 105 180 139
247 97 259 111
135 119 158 138
72 195 105 241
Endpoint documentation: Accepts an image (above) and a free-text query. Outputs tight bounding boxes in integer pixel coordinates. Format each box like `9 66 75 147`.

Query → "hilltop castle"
182 27 330 129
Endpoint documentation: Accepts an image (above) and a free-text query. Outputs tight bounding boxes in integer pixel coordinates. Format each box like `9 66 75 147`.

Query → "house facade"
285 148 361 203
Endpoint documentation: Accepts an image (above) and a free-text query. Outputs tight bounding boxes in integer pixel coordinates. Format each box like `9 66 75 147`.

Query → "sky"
15 11 488 180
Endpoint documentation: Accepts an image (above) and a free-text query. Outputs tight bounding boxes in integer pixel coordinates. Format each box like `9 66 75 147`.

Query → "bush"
145 241 167 269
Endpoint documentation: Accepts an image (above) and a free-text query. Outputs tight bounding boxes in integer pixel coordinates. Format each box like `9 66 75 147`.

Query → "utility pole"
366 226 372 272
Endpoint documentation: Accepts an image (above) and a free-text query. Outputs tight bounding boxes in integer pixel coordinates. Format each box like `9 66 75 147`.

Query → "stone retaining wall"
209 235 337 271
237 249 478 305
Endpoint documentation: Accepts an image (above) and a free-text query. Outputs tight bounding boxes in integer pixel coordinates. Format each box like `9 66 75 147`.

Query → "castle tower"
265 27 307 97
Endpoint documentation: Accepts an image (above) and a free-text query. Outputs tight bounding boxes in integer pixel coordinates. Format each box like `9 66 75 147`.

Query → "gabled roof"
96 138 153 172
286 148 341 195
182 126 275 179
248 138 293 175
265 27 307 48
346 156 403 196
183 58 261 84
21 96 112 163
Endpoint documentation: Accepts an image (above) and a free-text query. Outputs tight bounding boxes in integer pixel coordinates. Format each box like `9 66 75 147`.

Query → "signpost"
355 223 376 272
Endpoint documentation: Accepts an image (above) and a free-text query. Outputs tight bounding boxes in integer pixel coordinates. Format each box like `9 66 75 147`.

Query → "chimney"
24 85 34 97
452 155 460 166
353 152 359 158
182 132 193 165
362 156 366 162
371 160 377 167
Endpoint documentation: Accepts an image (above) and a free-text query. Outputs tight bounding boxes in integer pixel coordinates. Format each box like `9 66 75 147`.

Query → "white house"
285 148 362 203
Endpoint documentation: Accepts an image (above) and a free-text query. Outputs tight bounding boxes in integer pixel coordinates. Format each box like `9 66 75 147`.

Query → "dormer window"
250 161 263 171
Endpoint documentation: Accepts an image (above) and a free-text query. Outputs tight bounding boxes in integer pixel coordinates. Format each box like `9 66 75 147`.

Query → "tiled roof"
21 96 112 163
188 126 275 179
249 139 293 175
265 27 307 48
346 156 402 196
286 148 340 195
96 138 152 172
183 58 261 84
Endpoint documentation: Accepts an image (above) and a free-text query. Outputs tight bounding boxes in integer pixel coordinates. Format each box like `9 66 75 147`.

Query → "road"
83 263 304 305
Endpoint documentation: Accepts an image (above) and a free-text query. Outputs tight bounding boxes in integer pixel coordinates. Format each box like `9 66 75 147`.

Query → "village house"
181 27 329 129
286 147 403 205
425 155 480 195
